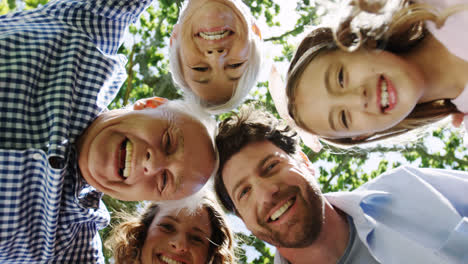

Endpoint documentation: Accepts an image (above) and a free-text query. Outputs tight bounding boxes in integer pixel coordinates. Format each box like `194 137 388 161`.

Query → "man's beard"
255 183 324 248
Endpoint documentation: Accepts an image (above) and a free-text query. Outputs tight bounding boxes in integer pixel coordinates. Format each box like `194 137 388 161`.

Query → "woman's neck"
403 33 468 102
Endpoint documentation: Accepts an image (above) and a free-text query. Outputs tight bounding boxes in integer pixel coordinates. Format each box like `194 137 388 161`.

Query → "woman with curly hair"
269 0 468 147
106 193 235 264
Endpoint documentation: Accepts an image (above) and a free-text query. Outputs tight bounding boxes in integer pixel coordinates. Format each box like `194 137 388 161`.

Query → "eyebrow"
230 154 275 200
192 226 209 237
164 215 180 222
325 64 337 131
228 76 241 81
194 79 210 84
324 63 332 95
329 110 336 131
194 76 240 84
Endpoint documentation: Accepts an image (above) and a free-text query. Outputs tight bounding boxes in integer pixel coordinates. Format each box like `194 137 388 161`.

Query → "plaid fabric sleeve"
42 0 153 55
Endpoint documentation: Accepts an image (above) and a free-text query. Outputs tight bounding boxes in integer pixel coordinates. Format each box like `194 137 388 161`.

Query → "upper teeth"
270 199 294 221
123 140 133 179
199 30 230 40
160 255 183 264
381 80 389 108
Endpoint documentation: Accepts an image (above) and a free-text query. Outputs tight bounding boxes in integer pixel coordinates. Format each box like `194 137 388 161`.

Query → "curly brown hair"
105 195 235 264
214 105 299 212
286 1 465 146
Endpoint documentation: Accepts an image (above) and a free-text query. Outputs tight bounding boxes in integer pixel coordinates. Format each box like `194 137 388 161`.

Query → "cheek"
193 245 210 263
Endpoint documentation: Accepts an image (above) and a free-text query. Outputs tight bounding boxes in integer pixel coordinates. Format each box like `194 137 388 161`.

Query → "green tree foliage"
5 1 468 263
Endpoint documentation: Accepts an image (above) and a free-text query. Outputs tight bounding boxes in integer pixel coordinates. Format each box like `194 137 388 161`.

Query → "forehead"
294 51 332 136
184 73 237 104
156 207 213 234
222 141 286 187
180 0 245 21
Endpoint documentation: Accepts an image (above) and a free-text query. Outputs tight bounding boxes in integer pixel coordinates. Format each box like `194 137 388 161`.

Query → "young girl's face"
292 48 426 139
140 207 213 264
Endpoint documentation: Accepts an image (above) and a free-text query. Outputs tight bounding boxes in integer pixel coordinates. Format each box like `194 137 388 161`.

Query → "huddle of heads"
102 0 468 262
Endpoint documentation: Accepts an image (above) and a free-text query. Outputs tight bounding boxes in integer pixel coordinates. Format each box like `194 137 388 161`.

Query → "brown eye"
192 67 208 72
340 110 348 129
239 186 251 200
338 66 344 88
162 130 173 155
158 223 174 232
163 170 168 186
228 62 244 69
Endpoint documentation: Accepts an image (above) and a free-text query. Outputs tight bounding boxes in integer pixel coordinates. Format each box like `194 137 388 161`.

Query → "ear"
351 133 373 142
451 113 465 128
133 97 168 110
252 23 262 39
298 151 315 176
170 24 181 47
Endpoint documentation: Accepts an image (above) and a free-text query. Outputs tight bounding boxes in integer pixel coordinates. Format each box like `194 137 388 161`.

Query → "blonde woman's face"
174 0 251 104
140 207 213 264
293 48 426 139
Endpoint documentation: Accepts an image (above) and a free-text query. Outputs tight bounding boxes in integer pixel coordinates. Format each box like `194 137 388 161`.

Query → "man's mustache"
257 186 299 225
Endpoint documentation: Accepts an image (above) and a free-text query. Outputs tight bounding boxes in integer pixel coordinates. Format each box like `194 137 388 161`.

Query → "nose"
257 179 280 205
143 149 166 175
205 47 228 57
336 87 368 111
170 233 188 253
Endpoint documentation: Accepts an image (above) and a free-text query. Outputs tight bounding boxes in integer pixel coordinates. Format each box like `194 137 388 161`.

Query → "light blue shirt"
275 166 468 264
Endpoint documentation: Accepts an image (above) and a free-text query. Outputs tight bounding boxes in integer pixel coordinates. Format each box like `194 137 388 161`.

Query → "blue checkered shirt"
0 0 151 262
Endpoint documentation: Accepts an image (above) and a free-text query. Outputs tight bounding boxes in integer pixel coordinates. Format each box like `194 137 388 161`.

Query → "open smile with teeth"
380 77 389 111
269 198 295 222
159 255 185 264
118 139 133 179
379 75 397 113
198 30 232 40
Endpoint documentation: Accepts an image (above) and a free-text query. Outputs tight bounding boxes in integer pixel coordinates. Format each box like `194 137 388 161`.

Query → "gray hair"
169 0 263 115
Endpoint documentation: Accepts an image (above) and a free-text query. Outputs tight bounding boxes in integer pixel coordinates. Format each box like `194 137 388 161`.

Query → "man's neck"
277 201 350 264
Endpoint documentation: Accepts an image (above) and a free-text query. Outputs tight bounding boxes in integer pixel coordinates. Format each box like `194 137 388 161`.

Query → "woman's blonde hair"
169 0 262 115
105 194 235 264
286 0 466 146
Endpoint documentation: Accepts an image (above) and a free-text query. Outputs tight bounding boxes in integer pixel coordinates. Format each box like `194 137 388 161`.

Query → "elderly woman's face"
176 0 250 104
77 105 216 201
140 207 213 264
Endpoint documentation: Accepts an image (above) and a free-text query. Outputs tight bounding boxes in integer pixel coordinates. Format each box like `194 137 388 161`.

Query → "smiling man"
214 106 468 264
0 0 216 263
